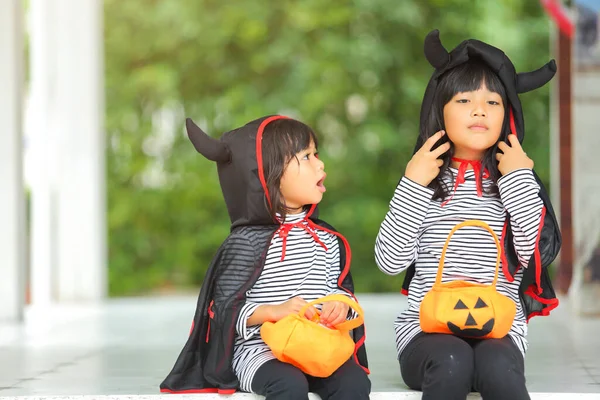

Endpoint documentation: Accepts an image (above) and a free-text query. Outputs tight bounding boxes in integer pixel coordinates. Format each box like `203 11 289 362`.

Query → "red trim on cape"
255 115 291 213
206 300 215 343
312 222 370 375
509 108 517 136
401 288 408 296
160 388 236 394
534 207 547 294
500 219 514 282
524 284 559 322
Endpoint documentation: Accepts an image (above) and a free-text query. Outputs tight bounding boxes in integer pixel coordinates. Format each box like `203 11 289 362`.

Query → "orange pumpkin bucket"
420 220 516 339
261 294 364 378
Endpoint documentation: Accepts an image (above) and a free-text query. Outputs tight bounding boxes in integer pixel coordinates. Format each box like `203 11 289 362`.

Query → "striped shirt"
375 168 543 358
232 211 347 392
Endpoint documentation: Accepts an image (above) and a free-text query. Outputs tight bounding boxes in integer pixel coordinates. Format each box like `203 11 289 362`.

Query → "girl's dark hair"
421 58 510 201
261 118 318 222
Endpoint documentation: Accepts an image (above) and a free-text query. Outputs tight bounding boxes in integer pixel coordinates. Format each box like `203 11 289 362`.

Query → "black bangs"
436 58 508 106
268 119 318 164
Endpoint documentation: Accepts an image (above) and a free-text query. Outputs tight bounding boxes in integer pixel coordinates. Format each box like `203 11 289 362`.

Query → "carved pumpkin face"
446 297 495 338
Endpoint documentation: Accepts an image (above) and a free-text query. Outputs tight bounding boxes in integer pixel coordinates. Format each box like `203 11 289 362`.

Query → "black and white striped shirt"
375 168 543 358
232 211 346 392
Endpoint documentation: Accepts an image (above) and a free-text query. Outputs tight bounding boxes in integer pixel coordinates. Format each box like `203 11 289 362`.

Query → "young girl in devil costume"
375 30 561 400
160 116 370 400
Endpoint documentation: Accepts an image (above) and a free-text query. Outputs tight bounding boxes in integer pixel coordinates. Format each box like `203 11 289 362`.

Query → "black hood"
416 29 556 152
186 115 319 230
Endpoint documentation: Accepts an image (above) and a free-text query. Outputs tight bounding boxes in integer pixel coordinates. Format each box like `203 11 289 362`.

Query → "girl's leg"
307 358 371 400
251 359 309 400
399 333 474 400
472 337 530 400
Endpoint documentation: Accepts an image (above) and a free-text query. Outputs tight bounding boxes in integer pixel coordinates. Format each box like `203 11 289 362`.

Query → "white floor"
1 294 600 398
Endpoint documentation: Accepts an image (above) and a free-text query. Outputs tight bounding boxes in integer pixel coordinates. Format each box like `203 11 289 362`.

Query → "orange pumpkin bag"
260 294 364 378
420 220 516 339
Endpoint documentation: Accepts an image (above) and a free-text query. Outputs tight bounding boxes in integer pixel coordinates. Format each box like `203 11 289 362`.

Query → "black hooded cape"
401 30 562 321
160 116 368 394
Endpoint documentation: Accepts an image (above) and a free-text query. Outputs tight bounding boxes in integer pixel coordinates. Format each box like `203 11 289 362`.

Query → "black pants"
251 358 371 400
400 333 529 400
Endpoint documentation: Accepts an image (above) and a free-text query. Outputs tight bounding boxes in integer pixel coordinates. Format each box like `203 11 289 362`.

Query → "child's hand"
405 130 451 187
319 300 350 327
270 297 318 321
496 134 534 175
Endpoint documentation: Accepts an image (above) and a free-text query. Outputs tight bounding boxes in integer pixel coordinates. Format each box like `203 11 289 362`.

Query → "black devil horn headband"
424 29 450 70
424 29 557 94
185 118 231 163
516 60 557 93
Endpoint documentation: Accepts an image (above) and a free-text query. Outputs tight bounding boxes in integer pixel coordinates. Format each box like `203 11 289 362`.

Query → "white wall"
27 0 107 303
0 0 26 321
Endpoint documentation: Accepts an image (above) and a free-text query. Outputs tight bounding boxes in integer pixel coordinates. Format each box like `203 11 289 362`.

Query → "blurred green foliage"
104 0 553 295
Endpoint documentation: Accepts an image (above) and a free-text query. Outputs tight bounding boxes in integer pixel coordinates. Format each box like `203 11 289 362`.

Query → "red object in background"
540 0 575 38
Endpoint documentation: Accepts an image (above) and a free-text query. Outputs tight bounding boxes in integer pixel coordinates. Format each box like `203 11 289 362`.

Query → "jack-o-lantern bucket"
420 220 516 339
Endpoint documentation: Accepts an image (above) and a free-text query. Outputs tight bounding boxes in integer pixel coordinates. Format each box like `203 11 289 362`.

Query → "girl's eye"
488 101 500 105
301 154 310 160
456 99 469 103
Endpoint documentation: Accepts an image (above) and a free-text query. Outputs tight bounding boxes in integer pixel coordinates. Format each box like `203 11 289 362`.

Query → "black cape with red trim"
159 116 368 394
401 30 562 320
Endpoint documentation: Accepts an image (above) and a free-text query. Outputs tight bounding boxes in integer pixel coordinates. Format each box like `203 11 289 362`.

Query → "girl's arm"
497 168 544 268
238 300 319 339
236 300 265 339
375 176 433 275
244 304 274 327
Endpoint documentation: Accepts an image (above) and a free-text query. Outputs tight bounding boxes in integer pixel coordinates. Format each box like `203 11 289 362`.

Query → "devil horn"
424 29 450 70
186 118 231 163
516 60 557 93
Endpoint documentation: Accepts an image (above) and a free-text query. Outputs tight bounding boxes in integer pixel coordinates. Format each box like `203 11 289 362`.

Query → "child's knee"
473 340 526 396
252 362 309 399
429 341 474 383
476 353 524 384
269 375 309 399
343 368 371 394
474 358 528 399
474 339 524 379
328 361 371 396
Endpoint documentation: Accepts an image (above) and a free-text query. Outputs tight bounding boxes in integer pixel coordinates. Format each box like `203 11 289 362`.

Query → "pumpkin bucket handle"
435 220 502 288
298 294 364 332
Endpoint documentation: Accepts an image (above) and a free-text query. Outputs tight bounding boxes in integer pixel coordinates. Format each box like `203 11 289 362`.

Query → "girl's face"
443 82 505 161
279 140 326 213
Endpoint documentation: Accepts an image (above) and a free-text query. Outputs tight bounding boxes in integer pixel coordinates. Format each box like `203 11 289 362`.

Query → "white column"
0 0 25 321
28 0 59 305
53 0 106 301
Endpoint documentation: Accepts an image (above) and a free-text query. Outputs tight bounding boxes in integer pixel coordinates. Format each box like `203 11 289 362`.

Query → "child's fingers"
318 303 333 322
304 305 318 320
328 303 349 326
497 141 509 152
431 142 451 158
421 130 445 152
507 134 522 149
329 313 346 327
